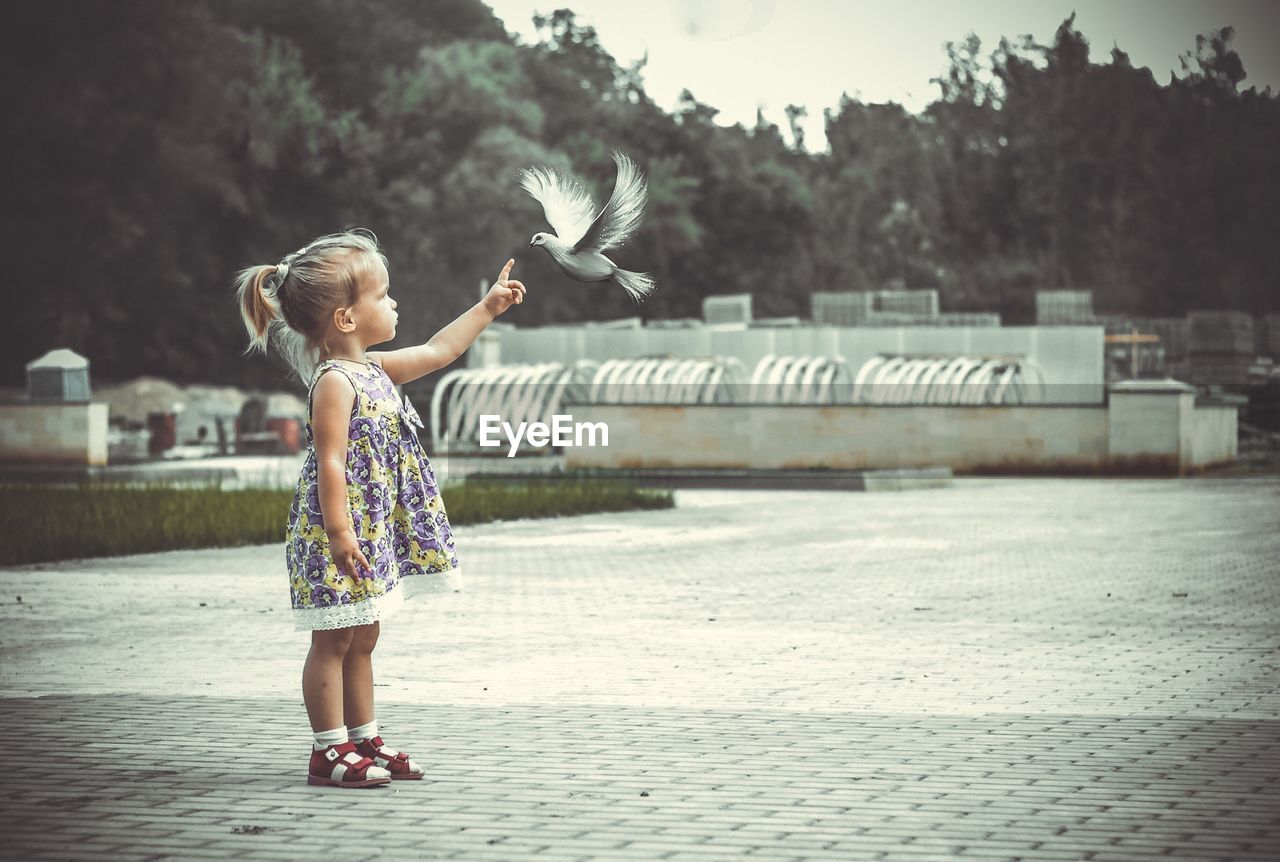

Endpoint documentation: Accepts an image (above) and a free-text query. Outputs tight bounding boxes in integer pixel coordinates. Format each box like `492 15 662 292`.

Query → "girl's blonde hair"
234 228 389 382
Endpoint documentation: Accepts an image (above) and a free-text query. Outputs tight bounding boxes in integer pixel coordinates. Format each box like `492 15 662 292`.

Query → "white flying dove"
520 149 656 302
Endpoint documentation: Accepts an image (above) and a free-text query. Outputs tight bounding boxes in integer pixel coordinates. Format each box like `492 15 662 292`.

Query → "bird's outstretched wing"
518 165 597 246
572 150 647 255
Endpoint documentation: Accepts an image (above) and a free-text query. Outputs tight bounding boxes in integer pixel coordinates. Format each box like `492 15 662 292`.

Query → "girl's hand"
482 258 526 317
327 528 371 580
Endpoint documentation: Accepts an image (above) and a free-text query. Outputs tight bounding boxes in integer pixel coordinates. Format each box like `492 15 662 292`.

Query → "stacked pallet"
1262 314 1280 359
644 318 703 329
1095 314 1136 335
586 316 643 329
1186 311 1254 385
1189 311 1253 353
872 289 939 319
863 311 921 327
811 291 872 326
703 294 753 325
938 312 1001 327
1036 290 1094 324
811 290 947 326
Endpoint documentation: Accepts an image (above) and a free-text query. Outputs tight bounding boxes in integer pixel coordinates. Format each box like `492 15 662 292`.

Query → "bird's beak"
528 240 535 247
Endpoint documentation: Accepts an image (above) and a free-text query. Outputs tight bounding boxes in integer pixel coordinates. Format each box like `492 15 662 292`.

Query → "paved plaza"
1 475 1278 860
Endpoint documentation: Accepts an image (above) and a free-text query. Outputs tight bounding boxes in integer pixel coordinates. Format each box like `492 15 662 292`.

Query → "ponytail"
234 264 281 354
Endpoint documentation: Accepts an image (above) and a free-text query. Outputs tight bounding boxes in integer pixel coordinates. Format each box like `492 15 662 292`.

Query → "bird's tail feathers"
612 267 656 303
597 150 647 252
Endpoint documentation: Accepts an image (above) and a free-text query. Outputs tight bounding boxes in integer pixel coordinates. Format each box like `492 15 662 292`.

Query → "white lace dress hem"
292 566 463 632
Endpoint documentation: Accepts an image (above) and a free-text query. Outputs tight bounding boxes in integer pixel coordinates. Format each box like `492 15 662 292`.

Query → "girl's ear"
333 305 357 333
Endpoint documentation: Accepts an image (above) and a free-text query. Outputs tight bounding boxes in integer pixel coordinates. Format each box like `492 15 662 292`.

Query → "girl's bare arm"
311 371 370 578
372 302 495 386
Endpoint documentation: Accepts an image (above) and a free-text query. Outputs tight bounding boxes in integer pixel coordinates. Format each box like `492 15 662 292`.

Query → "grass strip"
0 480 673 566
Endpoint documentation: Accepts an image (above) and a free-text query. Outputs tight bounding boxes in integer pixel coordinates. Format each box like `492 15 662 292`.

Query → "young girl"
235 229 525 788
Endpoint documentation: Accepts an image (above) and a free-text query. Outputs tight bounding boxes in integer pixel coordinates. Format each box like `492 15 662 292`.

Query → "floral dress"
286 358 462 631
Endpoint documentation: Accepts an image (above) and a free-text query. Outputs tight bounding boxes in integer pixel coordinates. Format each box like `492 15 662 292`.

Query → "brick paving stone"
665 850 814 855
3 477 1280 861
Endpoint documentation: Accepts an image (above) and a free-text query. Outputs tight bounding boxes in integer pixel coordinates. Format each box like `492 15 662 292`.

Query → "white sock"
312 725 347 751
348 719 378 743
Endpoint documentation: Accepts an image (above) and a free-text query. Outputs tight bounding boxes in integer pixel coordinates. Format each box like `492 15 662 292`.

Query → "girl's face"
354 258 398 346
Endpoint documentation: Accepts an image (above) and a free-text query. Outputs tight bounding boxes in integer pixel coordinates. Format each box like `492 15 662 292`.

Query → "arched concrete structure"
430 357 750 450
750 355 852 404
431 360 599 452
853 355 1046 405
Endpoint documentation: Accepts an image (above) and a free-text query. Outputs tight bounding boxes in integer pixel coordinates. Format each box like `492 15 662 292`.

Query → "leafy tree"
2 1 1277 389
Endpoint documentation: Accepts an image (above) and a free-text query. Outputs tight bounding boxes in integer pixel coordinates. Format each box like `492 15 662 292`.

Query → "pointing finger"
499 258 514 279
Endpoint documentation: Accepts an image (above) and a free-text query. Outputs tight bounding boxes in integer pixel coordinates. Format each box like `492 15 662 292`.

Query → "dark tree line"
3 2 1276 388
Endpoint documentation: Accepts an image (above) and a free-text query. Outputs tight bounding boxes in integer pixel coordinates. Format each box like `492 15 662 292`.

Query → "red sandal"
353 735 424 781
307 741 392 788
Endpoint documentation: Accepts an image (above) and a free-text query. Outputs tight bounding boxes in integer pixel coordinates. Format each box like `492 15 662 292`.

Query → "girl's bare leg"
303 627 355 732
343 621 380 729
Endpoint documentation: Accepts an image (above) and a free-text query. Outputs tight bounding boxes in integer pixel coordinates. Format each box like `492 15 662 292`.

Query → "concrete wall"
1106 389 1189 473
560 382 1237 476
1187 406 1238 469
563 403 1111 473
0 403 108 465
493 325 1106 404
1105 379 1238 474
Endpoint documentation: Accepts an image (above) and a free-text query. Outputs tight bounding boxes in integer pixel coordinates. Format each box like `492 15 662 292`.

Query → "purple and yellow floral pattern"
286 359 461 631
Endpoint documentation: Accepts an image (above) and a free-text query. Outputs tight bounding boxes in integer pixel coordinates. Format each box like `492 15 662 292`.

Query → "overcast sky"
482 0 1280 150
